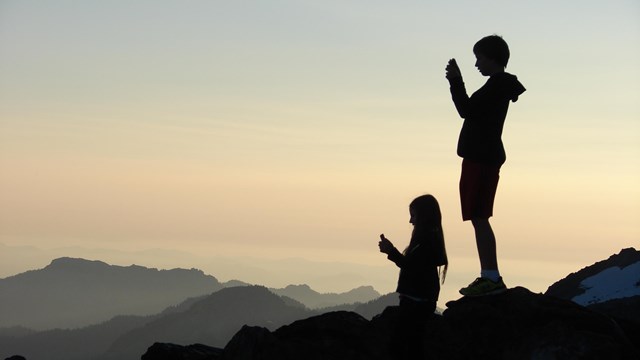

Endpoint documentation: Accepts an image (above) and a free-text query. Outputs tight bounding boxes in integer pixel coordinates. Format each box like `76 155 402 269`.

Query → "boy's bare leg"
459 217 506 294
471 218 498 271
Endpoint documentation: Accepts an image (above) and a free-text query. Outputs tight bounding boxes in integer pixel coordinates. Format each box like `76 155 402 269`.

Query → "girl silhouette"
379 194 448 359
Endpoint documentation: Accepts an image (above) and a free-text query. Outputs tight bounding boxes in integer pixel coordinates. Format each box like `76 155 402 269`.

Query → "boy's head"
473 35 510 68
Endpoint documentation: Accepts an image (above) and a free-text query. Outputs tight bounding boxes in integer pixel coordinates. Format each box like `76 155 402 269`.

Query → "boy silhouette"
445 35 526 296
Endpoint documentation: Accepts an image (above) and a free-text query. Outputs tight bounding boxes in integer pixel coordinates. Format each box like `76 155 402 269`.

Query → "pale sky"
1 0 639 306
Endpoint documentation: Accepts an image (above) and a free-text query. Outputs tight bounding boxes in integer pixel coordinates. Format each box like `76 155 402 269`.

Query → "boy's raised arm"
446 59 471 119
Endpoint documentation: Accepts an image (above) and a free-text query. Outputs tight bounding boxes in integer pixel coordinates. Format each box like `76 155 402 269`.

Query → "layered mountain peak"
0 258 223 330
48 257 109 269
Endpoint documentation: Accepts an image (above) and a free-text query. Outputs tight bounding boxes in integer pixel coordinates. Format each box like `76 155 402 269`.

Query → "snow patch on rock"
572 261 640 305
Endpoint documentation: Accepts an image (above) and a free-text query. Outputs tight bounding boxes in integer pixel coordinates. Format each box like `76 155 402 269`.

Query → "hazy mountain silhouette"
100 286 312 360
0 257 223 330
224 282 381 309
314 292 400 319
0 281 391 360
220 281 382 308
0 242 393 295
352 293 401 319
0 286 312 360
221 279 252 287
269 284 380 309
0 314 159 360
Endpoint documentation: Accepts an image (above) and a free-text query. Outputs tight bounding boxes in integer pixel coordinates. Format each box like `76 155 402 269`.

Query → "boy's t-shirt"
449 72 526 165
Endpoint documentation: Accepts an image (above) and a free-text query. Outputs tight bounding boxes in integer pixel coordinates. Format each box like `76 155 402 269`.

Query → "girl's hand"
378 234 395 254
445 58 462 80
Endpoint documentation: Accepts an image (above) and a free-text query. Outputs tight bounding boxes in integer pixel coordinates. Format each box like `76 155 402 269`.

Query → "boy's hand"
446 58 462 80
378 234 395 254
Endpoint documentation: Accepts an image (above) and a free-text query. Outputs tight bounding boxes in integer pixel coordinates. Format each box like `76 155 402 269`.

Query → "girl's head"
409 194 448 282
409 194 442 229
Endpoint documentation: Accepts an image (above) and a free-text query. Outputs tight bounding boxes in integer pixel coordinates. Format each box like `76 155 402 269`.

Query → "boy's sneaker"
459 277 507 296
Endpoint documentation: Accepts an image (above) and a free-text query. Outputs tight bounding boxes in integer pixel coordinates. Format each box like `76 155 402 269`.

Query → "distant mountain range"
0 284 396 360
270 284 380 309
0 257 392 360
2 249 637 360
0 242 394 297
0 286 306 360
0 257 224 330
0 257 382 331
101 286 313 360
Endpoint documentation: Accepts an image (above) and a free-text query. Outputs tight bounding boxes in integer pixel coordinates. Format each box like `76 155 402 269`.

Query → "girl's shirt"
385 236 441 303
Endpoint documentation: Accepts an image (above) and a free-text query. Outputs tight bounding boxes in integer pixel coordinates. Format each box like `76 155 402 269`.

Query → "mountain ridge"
0 285 317 360
100 286 312 360
269 284 380 309
0 257 380 331
0 257 224 330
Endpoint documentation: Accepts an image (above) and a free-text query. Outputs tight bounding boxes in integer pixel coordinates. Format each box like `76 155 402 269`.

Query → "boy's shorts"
459 159 501 221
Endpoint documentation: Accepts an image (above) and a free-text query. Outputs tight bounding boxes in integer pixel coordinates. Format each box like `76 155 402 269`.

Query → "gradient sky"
1 1 639 305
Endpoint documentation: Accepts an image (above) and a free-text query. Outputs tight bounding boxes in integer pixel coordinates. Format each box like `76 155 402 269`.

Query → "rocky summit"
142 286 639 360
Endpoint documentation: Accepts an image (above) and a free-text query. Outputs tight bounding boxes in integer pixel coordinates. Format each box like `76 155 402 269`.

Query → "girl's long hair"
408 194 449 283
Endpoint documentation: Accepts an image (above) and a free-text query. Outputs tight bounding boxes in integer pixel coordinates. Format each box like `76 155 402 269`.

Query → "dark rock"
438 287 638 359
220 326 276 360
587 295 640 324
588 295 640 348
141 342 223 360
222 311 387 360
543 247 640 353
215 287 639 360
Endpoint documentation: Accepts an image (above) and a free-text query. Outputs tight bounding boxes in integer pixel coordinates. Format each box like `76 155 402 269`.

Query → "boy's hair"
473 35 510 68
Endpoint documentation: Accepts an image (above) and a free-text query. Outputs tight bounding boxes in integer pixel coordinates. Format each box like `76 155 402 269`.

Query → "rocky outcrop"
143 287 639 359
223 311 386 360
544 247 640 348
438 287 637 359
546 247 640 301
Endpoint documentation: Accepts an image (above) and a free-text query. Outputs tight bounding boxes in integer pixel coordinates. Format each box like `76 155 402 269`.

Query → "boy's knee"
471 218 490 227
